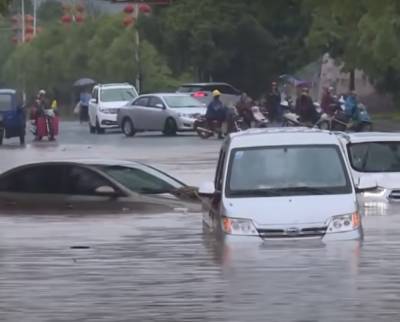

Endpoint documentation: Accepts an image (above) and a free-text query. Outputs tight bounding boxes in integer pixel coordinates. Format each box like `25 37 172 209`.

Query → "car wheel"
122 118 135 137
163 118 177 136
359 122 373 132
0 128 4 145
318 121 330 130
96 118 105 134
89 121 96 134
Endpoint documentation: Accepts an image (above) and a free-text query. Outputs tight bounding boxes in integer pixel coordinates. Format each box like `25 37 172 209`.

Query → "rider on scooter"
206 90 227 139
295 87 319 124
344 91 361 121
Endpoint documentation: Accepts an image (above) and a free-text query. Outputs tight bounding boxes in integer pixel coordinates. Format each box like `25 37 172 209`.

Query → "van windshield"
227 145 351 197
348 141 400 172
0 95 12 112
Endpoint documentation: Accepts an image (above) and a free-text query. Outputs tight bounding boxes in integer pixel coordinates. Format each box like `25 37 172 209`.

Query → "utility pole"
21 0 25 42
33 0 37 35
134 2 140 93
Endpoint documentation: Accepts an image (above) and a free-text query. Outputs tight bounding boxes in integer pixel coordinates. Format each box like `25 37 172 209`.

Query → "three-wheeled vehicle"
0 89 26 146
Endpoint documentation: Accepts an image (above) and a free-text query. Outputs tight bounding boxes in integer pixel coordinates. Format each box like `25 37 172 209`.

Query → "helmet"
39 89 46 96
212 89 221 97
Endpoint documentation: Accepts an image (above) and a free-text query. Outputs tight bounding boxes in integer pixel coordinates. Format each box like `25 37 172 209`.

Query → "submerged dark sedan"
0 159 200 214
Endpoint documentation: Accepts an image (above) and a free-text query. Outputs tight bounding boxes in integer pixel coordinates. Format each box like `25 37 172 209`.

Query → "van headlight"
221 217 258 236
327 213 361 233
363 187 386 197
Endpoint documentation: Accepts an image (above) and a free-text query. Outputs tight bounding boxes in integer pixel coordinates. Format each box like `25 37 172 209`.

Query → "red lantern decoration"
76 4 85 13
76 15 85 23
61 15 72 24
25 15 34 23
139 4 151 14
123 16 135 27
123 4 134 14
26 26 34 34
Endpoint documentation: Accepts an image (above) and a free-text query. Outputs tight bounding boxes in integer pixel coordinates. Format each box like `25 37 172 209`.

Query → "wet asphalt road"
1 122 400 322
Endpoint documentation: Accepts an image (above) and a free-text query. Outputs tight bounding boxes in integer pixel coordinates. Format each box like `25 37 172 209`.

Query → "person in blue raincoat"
344 91 360 122
206 90 227 138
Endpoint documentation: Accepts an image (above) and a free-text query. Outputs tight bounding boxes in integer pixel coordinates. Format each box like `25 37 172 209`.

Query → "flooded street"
1 123 400 321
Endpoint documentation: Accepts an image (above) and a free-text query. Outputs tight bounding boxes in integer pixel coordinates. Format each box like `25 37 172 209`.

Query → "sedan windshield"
227 145 351 197
100 88 137 102
0 95 12 112
348 142 400 172
97 165 183 194
163 96 205 108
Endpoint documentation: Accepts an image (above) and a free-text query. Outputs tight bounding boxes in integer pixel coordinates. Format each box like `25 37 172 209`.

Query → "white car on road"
89 83 138 134
338 132 400 216
199 128 373 243
117 93 206 137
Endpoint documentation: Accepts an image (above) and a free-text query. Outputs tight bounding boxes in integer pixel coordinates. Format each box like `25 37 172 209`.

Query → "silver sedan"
117 93 206 137
0 159 200 214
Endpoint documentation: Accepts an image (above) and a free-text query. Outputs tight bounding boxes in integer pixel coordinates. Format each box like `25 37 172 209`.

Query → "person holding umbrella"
79 87 91 123
73 78 96 123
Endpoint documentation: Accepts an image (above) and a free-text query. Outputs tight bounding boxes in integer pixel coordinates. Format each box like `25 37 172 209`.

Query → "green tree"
141 0 312 97
305 0 400 98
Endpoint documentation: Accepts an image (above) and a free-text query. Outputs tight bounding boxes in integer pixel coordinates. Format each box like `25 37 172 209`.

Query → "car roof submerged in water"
228 128 341 149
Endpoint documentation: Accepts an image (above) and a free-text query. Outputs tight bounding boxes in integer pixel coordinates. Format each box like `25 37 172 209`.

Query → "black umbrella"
73 78 96 87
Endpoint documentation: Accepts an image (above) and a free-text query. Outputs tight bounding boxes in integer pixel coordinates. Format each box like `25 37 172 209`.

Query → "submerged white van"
200 128 374 243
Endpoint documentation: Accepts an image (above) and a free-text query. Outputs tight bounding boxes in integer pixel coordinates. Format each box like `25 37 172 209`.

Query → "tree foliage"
305 0 400 98
1 14 177 102
141 0 312 97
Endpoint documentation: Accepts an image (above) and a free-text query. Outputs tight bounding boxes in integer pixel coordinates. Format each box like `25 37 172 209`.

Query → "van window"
215 149 226 191
348 142 400 172
226 145 351 197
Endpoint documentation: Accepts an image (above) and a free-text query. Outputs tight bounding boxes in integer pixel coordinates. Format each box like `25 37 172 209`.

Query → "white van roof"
229 128 341 149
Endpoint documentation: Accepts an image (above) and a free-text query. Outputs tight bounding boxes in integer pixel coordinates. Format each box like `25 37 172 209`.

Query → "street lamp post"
134 3 140 93
21 0 25 42
118 1 171 93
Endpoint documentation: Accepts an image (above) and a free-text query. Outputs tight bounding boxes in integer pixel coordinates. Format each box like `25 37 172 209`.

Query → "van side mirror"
155 103 165 109
355 177 377 193
198 181 216 197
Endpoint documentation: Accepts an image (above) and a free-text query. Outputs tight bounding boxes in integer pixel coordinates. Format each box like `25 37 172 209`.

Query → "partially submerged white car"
338 132 400 216
200 128 372 243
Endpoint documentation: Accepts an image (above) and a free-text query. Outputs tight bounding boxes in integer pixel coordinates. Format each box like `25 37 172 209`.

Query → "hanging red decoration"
61 15 72 24
25 15 34 23
123 16 135 27
11 15 19 24
11 36 18 44
123 4 134 14
139 4 151 14
76 15 85 23
25 26 34 34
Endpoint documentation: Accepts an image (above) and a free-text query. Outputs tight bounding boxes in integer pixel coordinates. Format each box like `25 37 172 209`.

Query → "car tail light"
192 91 207 98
